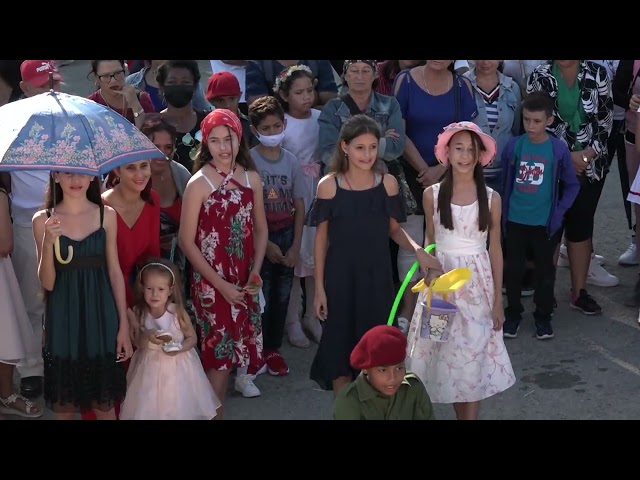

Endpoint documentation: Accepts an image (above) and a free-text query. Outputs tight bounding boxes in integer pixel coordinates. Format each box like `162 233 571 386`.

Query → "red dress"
82 190 160 420
192 169 262 371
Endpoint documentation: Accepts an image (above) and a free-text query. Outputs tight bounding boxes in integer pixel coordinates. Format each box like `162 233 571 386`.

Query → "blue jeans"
261 226 295 351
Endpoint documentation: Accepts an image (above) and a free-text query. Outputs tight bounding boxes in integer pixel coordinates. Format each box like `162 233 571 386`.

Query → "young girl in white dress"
120 258 221 420
0 184 42 418
275 64 323 347
406 122 516 420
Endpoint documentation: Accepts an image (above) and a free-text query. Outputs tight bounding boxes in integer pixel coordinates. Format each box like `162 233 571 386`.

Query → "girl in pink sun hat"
406 120 514 420
433 121 497 167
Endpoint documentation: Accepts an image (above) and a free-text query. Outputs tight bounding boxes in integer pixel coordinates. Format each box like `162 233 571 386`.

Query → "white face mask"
256 131 285 147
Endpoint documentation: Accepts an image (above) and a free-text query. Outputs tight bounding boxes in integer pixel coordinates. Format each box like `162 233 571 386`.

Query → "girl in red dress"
179 109 268 418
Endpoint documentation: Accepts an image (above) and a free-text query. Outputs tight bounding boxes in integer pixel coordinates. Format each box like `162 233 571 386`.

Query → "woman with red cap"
333 325 435 420
178 109 268 416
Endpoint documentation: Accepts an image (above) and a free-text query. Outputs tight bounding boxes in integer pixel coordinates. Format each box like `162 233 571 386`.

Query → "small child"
501 91 580 339
248 95 306 377
120 258 221 420
333 325 435 420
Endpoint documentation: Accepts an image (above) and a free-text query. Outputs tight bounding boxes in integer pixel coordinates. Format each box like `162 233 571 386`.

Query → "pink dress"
120 304 221 420
406 183 516 403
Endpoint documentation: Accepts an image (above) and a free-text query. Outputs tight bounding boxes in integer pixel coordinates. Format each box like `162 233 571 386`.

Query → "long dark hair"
328 114 385 175
44 173 103 210
104 164 154 205
192 125 255 174
436 130 490 232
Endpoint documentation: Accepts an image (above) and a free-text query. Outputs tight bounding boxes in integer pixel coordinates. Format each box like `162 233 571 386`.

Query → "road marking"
580 336 640 377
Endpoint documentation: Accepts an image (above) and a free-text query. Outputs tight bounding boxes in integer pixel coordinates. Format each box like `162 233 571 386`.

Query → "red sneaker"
265 350 289 376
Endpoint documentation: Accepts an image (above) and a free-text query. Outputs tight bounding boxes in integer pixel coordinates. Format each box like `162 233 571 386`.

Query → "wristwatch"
133 109 144 118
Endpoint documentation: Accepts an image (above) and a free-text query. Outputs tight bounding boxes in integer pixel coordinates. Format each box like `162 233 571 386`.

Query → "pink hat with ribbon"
434 121 497 167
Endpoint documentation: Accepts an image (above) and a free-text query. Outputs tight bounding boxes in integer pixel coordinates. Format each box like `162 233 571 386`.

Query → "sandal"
0 393 43 418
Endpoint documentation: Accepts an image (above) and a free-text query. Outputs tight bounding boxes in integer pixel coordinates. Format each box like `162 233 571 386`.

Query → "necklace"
422 65 452 95
99 89 125 112
343 172 375 191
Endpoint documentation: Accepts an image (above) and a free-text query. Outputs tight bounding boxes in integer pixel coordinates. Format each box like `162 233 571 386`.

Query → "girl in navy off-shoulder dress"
307 115 442 395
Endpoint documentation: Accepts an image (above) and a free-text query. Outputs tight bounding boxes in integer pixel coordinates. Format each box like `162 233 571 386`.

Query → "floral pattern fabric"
191 172 262 371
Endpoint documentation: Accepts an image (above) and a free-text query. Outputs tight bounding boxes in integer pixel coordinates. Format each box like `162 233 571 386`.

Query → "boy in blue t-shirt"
501 92 580 340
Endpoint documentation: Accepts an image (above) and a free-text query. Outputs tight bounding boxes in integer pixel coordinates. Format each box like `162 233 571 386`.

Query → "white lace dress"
406 183 516 403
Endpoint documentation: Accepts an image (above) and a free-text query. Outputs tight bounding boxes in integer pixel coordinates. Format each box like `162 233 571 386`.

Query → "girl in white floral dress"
406 122 515 420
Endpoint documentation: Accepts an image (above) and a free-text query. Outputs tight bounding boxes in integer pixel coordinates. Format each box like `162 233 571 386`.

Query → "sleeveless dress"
191 167 263 371
120 305 221 420
43 205 126 412
307 175 406 390
406 183 516 403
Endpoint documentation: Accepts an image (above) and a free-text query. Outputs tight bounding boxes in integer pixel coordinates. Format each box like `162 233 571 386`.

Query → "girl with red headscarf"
178 109 268 418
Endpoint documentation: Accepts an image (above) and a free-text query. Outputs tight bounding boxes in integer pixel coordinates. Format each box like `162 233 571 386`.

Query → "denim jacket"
125 68 211 113
318 91 405 166
465 69 522 186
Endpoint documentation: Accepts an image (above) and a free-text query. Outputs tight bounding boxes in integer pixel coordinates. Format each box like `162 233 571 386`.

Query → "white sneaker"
287 321 310 348
586 260 619 287
234 374 261 398
618 241 639 266
302 315 323 343
558 244 605 268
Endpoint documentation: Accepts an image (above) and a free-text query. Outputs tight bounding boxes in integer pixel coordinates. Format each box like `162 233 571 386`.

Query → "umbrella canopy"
0 90 164 176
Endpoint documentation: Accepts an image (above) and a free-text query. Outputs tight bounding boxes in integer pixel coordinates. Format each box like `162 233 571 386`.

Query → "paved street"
6 60 640 420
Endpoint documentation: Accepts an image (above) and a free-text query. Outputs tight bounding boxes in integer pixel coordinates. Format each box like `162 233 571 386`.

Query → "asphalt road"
6 60 640 420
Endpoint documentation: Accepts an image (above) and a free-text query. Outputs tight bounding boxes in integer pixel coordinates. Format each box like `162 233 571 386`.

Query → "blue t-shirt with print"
508 137 555 226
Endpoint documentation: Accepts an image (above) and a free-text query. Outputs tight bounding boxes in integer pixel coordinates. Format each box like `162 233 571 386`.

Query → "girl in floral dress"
405 122 516 420
179 109 268 416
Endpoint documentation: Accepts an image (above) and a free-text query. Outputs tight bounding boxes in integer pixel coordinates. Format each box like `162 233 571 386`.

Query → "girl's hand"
282 246 299 268
266 241 284 264
43 215 63 247
219 280 247 308
146 330 165 346
243 271 262 296
492 302 505 331
116 327 134 362
416 249 442 276
314 288 328 321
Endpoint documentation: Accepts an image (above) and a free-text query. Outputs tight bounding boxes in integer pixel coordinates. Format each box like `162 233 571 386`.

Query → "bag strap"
339 92 364 116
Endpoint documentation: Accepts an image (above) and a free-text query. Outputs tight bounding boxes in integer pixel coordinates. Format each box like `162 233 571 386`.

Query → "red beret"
350 325 407 370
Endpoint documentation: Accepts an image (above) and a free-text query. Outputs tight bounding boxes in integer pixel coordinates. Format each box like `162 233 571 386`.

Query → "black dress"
43 205 126 412
308 175 406 390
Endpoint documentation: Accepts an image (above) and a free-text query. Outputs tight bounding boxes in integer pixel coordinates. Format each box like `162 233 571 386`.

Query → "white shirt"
209 60 247 103
10 170 49 227
502 60 546 91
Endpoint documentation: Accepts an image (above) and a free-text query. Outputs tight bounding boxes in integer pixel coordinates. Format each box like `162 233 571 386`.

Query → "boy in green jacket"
333 325 435 420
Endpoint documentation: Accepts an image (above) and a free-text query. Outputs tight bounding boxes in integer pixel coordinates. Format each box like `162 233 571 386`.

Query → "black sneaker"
570 289 602 315
503 317 521 338
535 320 554 340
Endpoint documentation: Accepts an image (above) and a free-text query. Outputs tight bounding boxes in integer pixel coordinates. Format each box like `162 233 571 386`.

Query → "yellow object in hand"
411 267 472 295
54 238 74 264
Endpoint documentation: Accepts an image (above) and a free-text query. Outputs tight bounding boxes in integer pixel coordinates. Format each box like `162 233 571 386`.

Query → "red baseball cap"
206 71 241 101
20 60 63 88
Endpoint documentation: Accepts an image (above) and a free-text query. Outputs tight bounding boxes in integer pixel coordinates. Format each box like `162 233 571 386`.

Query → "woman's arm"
317 100 341 167
377 96 406 161
423 185 436 249
32 210 56 291
248 170 268 275
104 206 129 331
488 193 503 306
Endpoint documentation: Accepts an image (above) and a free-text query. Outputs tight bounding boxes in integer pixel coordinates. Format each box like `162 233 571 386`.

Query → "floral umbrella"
0 88 165 263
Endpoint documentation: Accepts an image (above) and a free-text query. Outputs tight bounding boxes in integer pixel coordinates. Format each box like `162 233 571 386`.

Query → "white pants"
397 214 425 283
12 224 45 378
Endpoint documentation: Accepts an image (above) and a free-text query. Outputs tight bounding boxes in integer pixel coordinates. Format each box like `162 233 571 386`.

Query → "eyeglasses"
97 70 126 83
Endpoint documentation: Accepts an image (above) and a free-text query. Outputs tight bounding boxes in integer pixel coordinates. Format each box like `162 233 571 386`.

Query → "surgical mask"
256 131 285 147
163 85 195 108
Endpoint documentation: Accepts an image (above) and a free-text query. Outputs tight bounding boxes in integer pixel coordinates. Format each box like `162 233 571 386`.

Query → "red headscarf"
200 108 243 145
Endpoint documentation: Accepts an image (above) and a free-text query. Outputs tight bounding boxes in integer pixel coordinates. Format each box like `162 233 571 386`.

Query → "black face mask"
163 85 195 108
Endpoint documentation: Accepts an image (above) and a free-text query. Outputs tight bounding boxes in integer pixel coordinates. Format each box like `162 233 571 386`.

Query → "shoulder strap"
99 203 104 226
340 92 364 116
46 209 51 218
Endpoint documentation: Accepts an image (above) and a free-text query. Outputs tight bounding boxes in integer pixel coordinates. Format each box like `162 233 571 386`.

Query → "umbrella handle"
54 238 74 264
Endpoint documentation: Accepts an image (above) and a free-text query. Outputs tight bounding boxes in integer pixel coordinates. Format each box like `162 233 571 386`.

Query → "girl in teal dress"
32 172 132 420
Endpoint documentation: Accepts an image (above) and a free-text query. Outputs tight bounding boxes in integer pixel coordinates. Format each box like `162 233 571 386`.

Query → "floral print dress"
406 183 516 403
191 167 262 371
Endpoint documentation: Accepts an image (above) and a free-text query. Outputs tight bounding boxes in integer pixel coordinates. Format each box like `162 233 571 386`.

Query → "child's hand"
145 330 165 346
43 214 63 247
416 249 442 276
282 246 299 268
116 327 134 362
266 241 284 264
492 302 505 331
314 287 328 321
243 271 262 296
